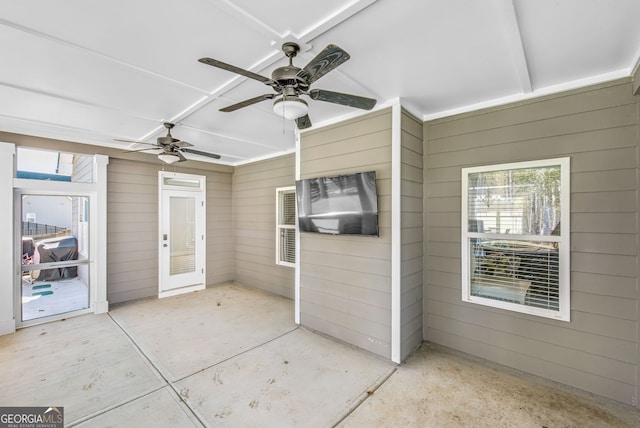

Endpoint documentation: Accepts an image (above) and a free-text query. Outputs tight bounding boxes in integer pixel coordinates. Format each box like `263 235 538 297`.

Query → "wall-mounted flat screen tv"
296 171 378 236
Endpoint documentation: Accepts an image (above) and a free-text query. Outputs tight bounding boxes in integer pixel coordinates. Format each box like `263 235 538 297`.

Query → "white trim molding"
0 143 16 335
391 102 402 363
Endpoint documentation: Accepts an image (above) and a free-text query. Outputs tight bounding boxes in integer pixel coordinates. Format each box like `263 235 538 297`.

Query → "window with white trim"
276 186 296 267
461 158 570 321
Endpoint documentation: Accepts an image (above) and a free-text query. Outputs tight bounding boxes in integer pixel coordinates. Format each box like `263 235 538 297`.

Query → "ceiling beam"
0 18 210 95
296 0 378 43
209 0 281 39
498 0 532 94
179 123 289 151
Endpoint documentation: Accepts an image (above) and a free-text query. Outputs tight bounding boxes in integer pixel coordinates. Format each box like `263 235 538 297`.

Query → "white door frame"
158 171 206 298
16 190 94 327
0 142 108 334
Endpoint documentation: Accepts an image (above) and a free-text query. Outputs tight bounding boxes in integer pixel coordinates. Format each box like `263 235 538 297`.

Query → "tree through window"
461 158 570 321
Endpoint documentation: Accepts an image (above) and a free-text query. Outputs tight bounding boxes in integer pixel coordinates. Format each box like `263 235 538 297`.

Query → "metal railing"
22 222 68 238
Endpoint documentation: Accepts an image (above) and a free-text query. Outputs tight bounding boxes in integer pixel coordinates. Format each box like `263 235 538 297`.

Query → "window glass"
276 187 296 267
17 147 94 183
467 166 561 236
462 158 569 321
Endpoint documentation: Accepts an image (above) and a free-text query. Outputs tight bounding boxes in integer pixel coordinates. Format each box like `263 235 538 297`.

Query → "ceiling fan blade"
123 147 161 154
220 94 276 112
198 57 275 86
115 139 161 149
309 89 377 110
295 114 312 130
181 148 221 160
173 140 193 148
115 138 147 144
298 45 350 84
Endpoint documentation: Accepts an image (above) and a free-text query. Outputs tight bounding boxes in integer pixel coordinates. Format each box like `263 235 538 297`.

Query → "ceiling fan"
118 122 221 164
198 42 377 129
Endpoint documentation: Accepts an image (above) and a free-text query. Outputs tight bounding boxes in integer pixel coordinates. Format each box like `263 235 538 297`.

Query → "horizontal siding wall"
232 154 295 298
299 109 393 359
108 158 233 303
1 132 235 306
72 156 93 182
423 78 639 405
400 109 424 360
206 165 235 286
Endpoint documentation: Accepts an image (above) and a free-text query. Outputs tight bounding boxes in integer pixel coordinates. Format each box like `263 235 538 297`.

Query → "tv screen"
296 171 379 236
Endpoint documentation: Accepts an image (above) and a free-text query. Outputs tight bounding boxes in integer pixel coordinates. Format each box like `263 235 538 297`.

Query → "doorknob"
163 243 168 247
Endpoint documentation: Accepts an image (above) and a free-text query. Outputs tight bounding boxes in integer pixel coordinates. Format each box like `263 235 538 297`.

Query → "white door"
159 172 206 298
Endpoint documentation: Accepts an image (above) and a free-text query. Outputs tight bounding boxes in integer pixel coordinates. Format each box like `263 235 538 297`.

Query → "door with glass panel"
159 172 206 297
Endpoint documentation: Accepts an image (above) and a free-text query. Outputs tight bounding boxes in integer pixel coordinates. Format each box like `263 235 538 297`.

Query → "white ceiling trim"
631 48 640 76
179 123 287 152
300 97 401 135
498 0 532 93
0 81 160 122
0 113 132 150
0 18 209 95
210 0 281 39
233 147 297 166
295 0 378 42
422 69 631 122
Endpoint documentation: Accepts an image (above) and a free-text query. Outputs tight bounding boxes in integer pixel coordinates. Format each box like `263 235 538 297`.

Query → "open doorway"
20 194 90 321
11 146 108 329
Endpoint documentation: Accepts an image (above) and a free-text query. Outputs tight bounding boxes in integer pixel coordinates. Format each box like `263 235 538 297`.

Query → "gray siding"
400 109 424 359
232 154 296 298
299 109 393 359
107 158 233 303
206 166 235 285
71 155 93 183
423 78 639 405
107 159 158 303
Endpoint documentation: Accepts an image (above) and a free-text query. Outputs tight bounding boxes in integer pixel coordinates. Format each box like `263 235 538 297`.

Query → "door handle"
163 243 168 247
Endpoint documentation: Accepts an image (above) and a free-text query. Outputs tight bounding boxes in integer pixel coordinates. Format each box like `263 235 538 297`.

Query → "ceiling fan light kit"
158 152 181 164
273 95 308 120
119 122 221 164
199 42 377 130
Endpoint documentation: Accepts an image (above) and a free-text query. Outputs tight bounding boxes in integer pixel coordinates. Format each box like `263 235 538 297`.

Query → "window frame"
461 157 570 321
276 186 296 268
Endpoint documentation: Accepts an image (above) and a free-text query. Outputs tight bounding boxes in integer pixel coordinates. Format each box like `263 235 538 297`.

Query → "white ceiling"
1 0 639 165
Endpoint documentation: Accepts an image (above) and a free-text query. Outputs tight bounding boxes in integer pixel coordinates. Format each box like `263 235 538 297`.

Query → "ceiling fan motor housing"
271 66 308 92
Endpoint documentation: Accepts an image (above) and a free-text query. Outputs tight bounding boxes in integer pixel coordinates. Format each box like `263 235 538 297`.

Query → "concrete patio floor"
0 282 638 427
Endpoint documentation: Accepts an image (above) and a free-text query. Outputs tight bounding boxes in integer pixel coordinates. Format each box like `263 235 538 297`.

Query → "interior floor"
21 276 89 321
0 282 638 427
